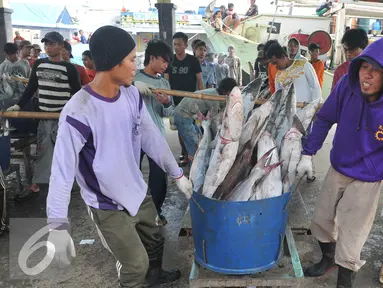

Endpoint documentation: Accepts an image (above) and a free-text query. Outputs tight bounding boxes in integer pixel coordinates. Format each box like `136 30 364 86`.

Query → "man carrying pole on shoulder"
133 39 174 224
45 25 192 288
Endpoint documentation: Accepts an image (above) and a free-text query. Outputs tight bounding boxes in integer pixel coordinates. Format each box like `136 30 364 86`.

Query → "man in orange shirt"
263 39 279 94
82 50 96 81
309 43 324 88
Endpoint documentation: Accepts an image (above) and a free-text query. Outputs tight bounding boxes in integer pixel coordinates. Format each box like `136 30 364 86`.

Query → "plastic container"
190 190 291 275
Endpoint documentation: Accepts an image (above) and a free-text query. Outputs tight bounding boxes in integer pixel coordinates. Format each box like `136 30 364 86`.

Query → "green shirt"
134 70 174 136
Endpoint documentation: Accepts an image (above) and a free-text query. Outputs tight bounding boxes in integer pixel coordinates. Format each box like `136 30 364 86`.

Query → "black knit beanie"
89 26 136 71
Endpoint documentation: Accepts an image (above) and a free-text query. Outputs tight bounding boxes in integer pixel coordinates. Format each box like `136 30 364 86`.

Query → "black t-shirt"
166 54 202 105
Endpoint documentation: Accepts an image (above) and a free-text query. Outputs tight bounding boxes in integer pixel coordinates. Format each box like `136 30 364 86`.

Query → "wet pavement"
0 123 382 288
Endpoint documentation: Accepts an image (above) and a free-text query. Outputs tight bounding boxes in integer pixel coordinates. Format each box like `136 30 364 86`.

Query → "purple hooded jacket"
303 38 383 182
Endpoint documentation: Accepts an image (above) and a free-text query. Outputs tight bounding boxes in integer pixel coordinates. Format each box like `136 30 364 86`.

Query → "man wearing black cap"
45 26 191 287
62 41 90 86
7 31 81 200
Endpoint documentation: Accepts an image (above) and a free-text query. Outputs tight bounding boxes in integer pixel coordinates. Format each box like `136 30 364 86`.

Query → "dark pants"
88 196 165 288
140 152 168 215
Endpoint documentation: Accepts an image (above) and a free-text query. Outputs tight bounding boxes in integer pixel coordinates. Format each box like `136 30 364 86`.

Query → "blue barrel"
190 190 291 275
0 135 11 171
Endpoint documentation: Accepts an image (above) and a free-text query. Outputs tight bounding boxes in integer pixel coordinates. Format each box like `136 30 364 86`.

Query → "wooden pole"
0 111 60 119
0 102 323 120
151 88 226 101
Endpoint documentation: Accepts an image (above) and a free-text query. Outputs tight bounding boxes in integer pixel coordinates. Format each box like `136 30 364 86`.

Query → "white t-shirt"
275 59 321 103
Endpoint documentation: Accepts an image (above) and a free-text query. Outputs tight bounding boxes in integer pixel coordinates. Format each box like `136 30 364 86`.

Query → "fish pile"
190 80 320 202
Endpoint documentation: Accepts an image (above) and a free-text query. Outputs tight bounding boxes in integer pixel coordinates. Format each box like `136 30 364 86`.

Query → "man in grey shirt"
214 53 229 86
134 40 174 224
174 77 237 165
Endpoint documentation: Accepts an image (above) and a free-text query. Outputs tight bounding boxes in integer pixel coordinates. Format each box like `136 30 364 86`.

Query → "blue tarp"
11 3 74 27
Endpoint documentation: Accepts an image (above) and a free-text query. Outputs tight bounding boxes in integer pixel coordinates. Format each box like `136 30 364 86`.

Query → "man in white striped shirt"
7 32 81 200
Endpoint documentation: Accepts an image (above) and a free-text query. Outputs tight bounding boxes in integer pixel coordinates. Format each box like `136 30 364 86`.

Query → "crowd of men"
0 24 382 288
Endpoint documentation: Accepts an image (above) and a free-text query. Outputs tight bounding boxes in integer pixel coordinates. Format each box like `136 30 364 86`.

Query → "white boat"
202 13 332 74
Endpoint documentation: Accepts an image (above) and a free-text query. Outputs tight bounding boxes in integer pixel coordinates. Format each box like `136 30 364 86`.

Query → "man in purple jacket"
297 38 383 287
45 26 192 287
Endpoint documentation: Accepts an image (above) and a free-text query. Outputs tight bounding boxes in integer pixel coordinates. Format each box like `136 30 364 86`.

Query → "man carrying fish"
174 78 237 164
267 42 321 103
45 26 192 287
297 38 383 288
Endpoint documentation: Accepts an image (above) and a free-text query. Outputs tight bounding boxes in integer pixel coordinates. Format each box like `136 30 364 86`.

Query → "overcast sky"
9 0 284 14
9 0 319 17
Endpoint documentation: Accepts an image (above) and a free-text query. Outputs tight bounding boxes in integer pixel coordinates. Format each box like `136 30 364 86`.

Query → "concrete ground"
0 121 382 288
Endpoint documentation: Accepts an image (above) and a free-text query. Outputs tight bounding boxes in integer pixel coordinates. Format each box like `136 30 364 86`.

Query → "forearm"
142 127 181 178
162 101 175 117
197 77 204 91
141 105 181 178
302 116 333 155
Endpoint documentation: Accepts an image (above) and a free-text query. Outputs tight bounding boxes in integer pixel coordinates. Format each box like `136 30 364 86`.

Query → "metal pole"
267 0 279 41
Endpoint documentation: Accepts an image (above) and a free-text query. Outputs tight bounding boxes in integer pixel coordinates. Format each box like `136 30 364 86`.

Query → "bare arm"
196 72 204 91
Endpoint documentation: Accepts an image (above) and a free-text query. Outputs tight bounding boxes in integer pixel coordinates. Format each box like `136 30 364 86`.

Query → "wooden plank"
189 260 307 288
285 227 304 278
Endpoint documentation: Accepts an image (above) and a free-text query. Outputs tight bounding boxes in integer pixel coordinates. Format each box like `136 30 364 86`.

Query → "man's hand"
134 81 154 96
47 229 76 267
296 155 315 180
155 93 171 105
175 172 193 200
6 104 20 111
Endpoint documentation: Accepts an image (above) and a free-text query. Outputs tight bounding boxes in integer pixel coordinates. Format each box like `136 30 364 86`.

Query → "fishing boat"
201 1 332 75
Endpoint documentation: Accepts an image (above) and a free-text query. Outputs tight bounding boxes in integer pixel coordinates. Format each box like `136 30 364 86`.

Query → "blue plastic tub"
190 190 291 275
0 135 11 171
